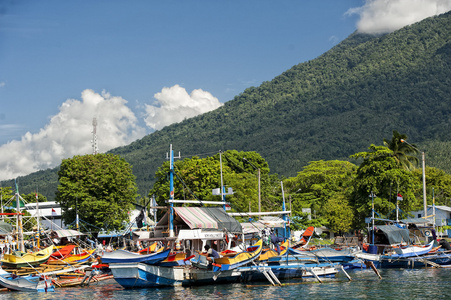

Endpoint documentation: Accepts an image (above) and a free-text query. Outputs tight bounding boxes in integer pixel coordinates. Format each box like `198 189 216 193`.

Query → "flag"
52 208 57 216
397 193 403 201
35 192 38 201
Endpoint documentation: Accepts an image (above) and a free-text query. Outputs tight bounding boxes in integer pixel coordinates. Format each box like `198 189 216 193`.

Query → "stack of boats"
0 242 111 292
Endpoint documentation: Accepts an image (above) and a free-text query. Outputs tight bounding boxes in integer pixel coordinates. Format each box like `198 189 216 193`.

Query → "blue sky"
0 0 449 180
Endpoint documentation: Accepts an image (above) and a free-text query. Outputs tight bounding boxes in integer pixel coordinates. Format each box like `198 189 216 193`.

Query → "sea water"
1 268 450 300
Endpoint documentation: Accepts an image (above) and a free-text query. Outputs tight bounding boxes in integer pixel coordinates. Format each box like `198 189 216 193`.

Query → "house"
410 205 451 237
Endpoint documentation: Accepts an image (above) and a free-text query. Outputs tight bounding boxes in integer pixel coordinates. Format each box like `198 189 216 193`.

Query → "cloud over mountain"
347 0 451 34
143 85 223 131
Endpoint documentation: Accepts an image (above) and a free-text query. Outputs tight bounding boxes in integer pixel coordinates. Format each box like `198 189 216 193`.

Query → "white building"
24 201 64 229
410 205 451 237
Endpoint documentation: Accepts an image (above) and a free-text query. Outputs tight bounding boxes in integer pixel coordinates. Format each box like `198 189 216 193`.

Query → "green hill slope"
3 12 451 200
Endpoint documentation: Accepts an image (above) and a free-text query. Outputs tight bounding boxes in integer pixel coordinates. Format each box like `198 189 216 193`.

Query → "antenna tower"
91 117 99 155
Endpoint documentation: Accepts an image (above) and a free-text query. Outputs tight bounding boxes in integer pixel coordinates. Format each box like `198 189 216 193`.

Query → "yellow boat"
212 239 263 272
257 240 289 261
1 246 53 268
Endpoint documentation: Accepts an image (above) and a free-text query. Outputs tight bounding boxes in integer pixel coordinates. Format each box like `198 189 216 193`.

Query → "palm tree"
383 130 419 170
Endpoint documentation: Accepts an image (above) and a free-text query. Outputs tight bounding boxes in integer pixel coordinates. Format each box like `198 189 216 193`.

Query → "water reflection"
1 269 451 299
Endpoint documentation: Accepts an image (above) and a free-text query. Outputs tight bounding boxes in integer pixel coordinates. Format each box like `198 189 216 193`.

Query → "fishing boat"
0 267 54 292
383 241 434 258
291 226 315 249
47 247 96 265
210 239 263 272
257 240 289 261
138 242 160 254
157 252 191 267
101 248 171 264
108 262 242 288
289 246 358 263
1 246 54 268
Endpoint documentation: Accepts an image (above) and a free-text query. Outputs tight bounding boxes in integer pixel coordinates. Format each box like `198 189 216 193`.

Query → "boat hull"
0 269 54 292
109 263 241 288
101 249 170 264
1 246 53 268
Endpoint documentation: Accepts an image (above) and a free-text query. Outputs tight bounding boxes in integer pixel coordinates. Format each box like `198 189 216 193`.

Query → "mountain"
3 12 451 201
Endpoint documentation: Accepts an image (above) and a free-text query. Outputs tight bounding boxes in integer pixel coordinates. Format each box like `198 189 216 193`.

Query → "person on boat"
270 230 284 254
203 244 220 262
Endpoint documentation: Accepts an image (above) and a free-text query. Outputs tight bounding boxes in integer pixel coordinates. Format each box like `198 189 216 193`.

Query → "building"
410 205 451 237
24 201 64 229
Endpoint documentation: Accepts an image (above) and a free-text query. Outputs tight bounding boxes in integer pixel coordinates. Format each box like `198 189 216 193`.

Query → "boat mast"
168 144 180 238
0 190 3 220
281 181 288 239
15 180 24 252
219 151 226 211
36 191 40 248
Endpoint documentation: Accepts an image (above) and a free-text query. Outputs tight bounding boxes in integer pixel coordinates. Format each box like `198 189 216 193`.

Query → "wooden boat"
291 226 315 249
51 245 77 259
101 248 171 264
1 246 54 268
211 239 263 272
52 273 113 288
0 267 54 292
257 240 289 261
47 249 96 265
384 241 434 258
157 252 191 267
138 242 159 254
289 246 357 262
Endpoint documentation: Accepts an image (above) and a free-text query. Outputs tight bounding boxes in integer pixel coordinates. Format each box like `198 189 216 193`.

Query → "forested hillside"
3 12 451 200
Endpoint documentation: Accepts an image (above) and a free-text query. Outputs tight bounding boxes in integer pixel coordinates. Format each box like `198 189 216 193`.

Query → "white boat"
0 267 54 292
384 241 435 258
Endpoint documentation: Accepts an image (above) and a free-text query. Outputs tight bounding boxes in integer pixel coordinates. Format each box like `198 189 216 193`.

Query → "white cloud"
144 84 223 131
0 89 146 181
347 0 451 34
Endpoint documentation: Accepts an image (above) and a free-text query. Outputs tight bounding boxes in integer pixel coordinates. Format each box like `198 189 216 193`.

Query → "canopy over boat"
373 225 411 245
0 221 13 235
157 207 242 233
52 229 84 238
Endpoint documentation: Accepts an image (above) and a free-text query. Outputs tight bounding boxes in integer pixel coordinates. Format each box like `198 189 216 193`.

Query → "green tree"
0 186 13 204
412 166 451 207
324 194 354 235
149 150 274 217
283 160 357 231
351 145 419 227
56 154 138 233
383 130 419 170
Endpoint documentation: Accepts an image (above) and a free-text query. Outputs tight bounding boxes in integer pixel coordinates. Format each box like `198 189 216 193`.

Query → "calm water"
1 268 450 300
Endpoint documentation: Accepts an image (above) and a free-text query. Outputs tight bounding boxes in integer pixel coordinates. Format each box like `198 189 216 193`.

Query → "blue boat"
101 248 171 264
108 262 242 288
